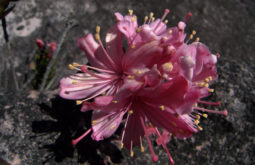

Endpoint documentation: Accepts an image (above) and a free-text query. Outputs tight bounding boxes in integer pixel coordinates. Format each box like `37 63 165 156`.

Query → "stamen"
130 141 134 157
154 9 170 32
131 16 137 22
94 26 117 70
140 136 145 152
164 20 168 24
209 88 214 92
197 126 203 131
72 128 92 146
120 142 124 149
140 116 158 162
110 125 115 130
73 62 79 67
195 107 228 116
195 37 200 42
198 100 221 106
112 100 118 103
136 27 142 33
185 12 192 23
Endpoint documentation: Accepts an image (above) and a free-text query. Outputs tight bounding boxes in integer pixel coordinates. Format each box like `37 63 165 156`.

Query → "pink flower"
59 9 227 164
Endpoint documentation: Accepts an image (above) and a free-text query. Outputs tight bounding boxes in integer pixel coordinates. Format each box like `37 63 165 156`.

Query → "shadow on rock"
31 96 123 165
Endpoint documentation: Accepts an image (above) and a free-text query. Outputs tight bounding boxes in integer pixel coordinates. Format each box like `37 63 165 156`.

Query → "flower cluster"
59 9 227 164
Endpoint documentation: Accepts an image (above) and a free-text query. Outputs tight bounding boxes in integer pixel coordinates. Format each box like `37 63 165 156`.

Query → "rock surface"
0 0 255 165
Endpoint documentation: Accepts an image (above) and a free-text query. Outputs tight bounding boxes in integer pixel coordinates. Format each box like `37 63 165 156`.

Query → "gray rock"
0 0 254 164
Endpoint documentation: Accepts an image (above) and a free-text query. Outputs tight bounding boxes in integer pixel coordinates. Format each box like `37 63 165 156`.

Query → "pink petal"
77 34 107 69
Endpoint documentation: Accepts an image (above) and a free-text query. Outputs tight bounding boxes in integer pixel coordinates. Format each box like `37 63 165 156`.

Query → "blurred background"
0 0 254 164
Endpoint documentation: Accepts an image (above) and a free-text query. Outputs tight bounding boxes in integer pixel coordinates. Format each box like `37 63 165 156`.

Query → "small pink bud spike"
72 128 92 146
185 12 192 23
36 38 44 50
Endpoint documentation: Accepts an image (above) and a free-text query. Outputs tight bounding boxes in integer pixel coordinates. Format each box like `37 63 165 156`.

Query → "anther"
141 146 145 152
120 142 124 149
151 17 155 22
128 9 133 16
96 26 100 33
72 81 78 84
149 12 154 18
112 100 118 103
195 103 198 107
196 115 200 120
92 120 97 125
127 75 135 79
68 64 75 70
162 62 173 73
192 30 196 35
160 105 165 111
164 20 168 24
202 113 208 118
204 83 209 88
194 120 200 125
95 33 100 41
195 37 200 42
130 151 134 157
135 70 142 75
209 88 214 92
189 34 194 39
110 125 115 130
198 126 203 131
136 27 141 33
144 16 148 24
132 16 137 22
168 29 173 34
76 100 83 105
73 62 79 67
128 110 133 114
131 45 135 49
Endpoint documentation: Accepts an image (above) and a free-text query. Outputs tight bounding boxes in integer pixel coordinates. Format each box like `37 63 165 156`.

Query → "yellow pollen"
196 115 200 120
202 113 208 118
131 45 135 49
199 82 205 87
195 37 200 42
128 110 133 114
162 62 173 72
159 105 165 111
168 29 173 34
130 151 134 157
192 30 196 35
68 64 75 70
120 142 124 149
198 126 203 131
127 75 134 79
205 78 210 82
72 62 79 67
163 36 168 40
135 70 142 75
209 88 214 92
208 76 213 81
72 81 78 85
204 83 209 88
92 120 97 125
151 17 155 22
95 33 100 40
149 12 154 18
144 16 148 22
96 26 100 33
112 100 118 103
110 125 115 130
194 120 200 125
141 146 144 152
76 100 83 105
136 27 141 33
132 16 137 22
128 9 133 16
194 103 198 107
164 20 168 24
